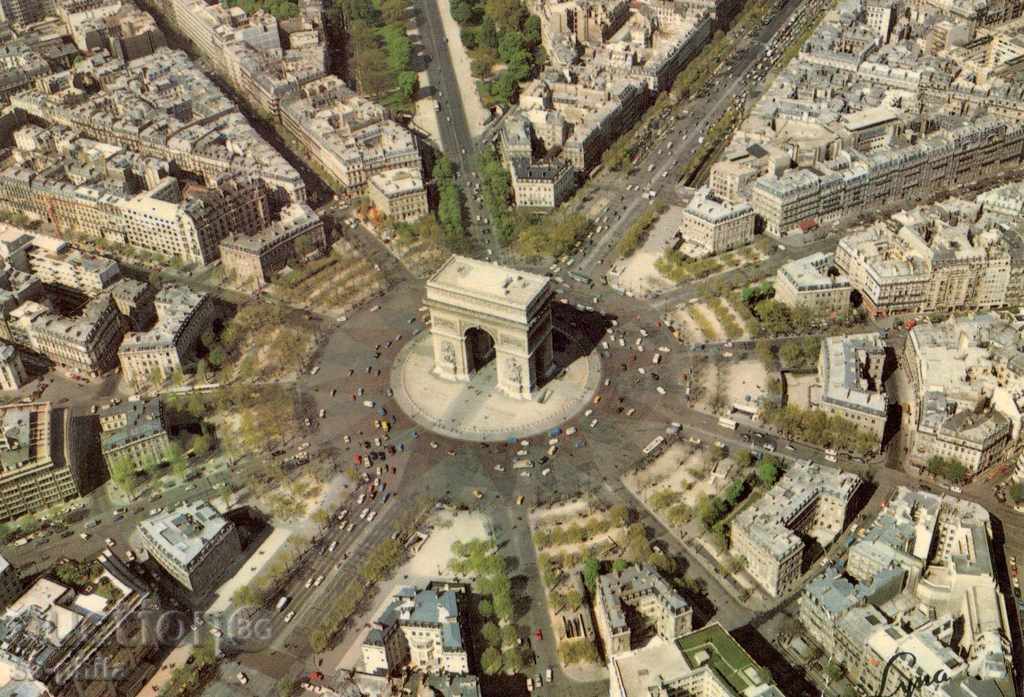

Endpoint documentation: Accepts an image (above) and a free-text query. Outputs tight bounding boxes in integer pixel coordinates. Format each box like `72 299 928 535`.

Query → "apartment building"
731 461 860 597
509 158 576 208
594 564 692 657
902 314 1018 474
0 225 120 297
0 342 27 391
362 582 470 676
139 500 241 594
816 333 889 440
21 293 124 378
833 198 1024 318
166 0 325 117
0 401 102 522
118 285 213 384
63 0 166 61
220 202 325 291
10 48 306 204
774 252 851 313
368 169 429 223
98 398 171 473
797 487 1012 693
678 186 755 258
0 561 158 697
608 623 786 697
281 76 422 194
117 173 270 265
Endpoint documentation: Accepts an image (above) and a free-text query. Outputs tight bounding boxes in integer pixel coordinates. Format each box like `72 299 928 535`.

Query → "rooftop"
137 500 230 568
427 256 551 308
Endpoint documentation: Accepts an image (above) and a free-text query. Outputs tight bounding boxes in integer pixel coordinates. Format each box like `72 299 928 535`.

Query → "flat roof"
427 255 550 307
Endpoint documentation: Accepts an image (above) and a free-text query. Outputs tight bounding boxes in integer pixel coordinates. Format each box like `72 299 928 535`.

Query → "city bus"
642 436 665 456
717 416 738 430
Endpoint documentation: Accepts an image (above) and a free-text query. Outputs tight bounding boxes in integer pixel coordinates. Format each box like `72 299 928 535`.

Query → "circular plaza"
390 326 602 442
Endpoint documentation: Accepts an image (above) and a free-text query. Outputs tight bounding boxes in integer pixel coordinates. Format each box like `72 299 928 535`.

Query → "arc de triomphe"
425 256 555 400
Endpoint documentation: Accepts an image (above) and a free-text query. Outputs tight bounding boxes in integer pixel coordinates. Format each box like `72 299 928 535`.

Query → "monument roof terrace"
427 256 551 308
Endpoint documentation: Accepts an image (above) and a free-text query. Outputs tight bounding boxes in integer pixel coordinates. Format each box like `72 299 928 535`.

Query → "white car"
284 611 295 623
314 575 325 587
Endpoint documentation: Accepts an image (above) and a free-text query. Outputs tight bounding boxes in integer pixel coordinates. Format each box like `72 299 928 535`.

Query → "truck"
718 416 738 430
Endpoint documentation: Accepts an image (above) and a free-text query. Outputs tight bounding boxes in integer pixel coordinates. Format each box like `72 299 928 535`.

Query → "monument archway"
426 256 555 400
464 326 496 375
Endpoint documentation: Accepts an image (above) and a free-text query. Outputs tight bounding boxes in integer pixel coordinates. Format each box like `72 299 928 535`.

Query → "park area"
264 238 386 318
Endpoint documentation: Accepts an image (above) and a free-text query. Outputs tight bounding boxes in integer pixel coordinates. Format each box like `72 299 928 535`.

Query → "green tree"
209 345 225 368
353 42 393 98
485 0 525 31
451 0 474 22
757 455 781 487
481 646 502 674
500 623 518 646
482 621 501 646
167 442 188 479
582 556 599 592
1010 481 1024 504
493 590 514 622
276 676 298 697
380 0 406 22
478 16 498 48
478 598 494 617
502 647 523 674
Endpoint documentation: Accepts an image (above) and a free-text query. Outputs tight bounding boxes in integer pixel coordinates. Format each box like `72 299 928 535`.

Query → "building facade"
368 169 429 223
220 203 325 291
816 333 889 440
138 500 241 594
118 285 214 384
731 461 860 597
98 399 171 472
774 252 851 313
0 401 102 522
594 564 692 657
362 582 470 676
679 186 755 257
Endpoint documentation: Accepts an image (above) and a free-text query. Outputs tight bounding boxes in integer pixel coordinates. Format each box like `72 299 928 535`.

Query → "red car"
308 672 324 681
534 629 543 641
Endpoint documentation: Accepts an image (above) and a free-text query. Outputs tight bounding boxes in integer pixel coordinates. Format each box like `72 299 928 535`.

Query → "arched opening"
464 327 496 375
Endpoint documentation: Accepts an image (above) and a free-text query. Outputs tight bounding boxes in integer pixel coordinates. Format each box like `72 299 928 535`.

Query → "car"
305 578 314 589
535 628 543 640
284 611 296 623
314 575 325 587
105 538 115 547
125 550 136 561
237 672 249 685
473 490 484 499
79 532 90 540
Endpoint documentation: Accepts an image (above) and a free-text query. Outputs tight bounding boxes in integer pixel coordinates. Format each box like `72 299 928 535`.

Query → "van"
541 468 551 476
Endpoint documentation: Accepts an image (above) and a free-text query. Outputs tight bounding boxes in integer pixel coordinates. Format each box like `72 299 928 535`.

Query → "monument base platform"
391 328 601 442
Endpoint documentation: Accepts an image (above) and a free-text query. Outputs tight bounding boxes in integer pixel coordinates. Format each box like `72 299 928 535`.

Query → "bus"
642 436 665 456
718 416 738 430
569 271 593 287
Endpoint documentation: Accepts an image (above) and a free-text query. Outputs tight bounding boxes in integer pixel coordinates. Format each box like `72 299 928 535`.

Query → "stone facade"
425 256 554 400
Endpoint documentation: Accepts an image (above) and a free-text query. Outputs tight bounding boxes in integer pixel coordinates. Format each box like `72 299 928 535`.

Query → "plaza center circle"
390 327 603 442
